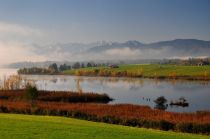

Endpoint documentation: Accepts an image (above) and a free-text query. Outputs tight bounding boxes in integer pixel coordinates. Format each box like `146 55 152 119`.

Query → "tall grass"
0 75 22 90
0 90 113 103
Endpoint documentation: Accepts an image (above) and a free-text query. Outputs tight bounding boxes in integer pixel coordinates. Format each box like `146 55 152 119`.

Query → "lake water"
0 68 210 113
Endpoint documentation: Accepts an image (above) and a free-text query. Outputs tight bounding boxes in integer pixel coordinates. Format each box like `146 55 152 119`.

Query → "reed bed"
0 90 112 103
0 100 210 134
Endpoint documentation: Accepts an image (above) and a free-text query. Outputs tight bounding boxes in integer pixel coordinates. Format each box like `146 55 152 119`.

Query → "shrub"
192 123 210 134
158 120 174 131
176 122 210 134
25 84 38 101
123 119 139 127
176 123 193 133
154 96 167 105
154 96 168 110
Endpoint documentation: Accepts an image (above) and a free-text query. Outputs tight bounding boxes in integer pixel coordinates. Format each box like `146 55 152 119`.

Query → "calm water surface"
0 68 210 113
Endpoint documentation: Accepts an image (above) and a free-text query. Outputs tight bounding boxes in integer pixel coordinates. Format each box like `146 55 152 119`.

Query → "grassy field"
0 113 209 139
63 64 210 79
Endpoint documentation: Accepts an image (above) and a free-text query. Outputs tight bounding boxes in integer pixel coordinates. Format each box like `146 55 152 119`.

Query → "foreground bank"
1 88 210 134
0 113 209 139
1 99 210 134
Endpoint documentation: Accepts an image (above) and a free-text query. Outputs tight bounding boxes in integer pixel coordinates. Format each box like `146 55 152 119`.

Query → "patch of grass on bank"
0 113 209 139
63 64 210 79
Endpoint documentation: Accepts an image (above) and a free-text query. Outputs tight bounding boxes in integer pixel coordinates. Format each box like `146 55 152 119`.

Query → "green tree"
154 96 168 110
49 63 58 73
72 62 81 69
25 84 38 101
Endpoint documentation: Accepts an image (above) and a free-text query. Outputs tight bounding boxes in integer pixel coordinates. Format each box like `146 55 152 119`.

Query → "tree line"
162 57 210 66
18 62 111 74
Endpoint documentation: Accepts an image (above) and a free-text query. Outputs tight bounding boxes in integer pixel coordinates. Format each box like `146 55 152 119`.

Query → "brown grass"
0 100 210 124
0 90 112 103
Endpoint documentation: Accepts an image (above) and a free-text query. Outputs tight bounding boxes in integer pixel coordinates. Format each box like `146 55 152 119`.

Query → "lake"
0 68 210 113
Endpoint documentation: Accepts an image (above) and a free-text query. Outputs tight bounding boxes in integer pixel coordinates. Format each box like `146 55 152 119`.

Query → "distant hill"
5 39 210 68
7 61 57 69
148 39 210 48
84 39 210 59
87 40 145 52
87 39 210 56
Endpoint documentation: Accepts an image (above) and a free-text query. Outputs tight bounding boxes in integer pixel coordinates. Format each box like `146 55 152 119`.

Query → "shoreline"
17 64 210 81
0 90 113 103
19 73 210 81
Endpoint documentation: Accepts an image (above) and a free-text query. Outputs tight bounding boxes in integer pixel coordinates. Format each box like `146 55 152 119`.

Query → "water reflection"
75 77 83 93
17 75 210 113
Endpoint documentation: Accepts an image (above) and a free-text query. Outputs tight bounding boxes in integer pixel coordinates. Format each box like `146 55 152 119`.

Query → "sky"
0 0 210 64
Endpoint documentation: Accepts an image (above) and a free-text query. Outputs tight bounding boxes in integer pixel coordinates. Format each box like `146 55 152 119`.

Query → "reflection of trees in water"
154 104 168 111
129 86 140 91
199 81 209 86
74 77 83 93
168 79 177 85
59 78 67 82
0 78 2 89
51 79 58 83
45 78 58 83
154 79 160 85
19 75 210 93
78 77 145 86
154 78 210 87
72 76 210 92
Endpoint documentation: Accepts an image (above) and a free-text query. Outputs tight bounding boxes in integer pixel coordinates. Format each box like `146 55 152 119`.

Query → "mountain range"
88 39 210 55
5 39 210 68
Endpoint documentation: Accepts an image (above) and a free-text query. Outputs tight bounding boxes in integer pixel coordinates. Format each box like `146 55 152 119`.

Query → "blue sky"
0 0 210 64
0 0 209 43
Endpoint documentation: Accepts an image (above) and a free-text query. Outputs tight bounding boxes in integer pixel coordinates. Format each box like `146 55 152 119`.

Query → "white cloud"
0 42 47 65
0 21 49 65
0 21 47 43
105 47 141 56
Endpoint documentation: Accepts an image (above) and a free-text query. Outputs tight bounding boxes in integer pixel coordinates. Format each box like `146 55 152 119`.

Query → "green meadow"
0 113 209 139
63 64 210 79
